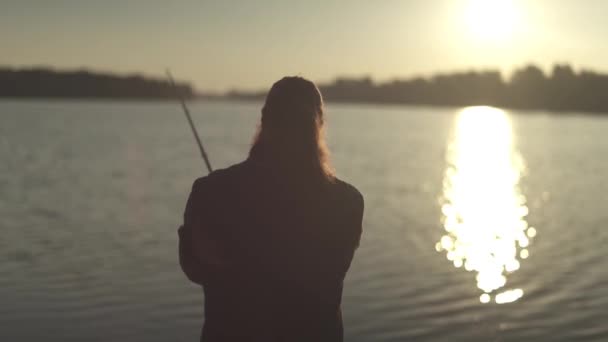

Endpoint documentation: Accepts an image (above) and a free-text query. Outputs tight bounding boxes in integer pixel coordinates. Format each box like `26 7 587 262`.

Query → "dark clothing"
178 158 364 341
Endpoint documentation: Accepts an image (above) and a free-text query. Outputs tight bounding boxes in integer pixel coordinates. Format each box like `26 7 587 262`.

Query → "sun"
464 0 520 41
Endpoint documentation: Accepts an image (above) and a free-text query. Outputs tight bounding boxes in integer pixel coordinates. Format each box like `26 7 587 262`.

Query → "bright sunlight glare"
436 107 535 304
464 0 520 41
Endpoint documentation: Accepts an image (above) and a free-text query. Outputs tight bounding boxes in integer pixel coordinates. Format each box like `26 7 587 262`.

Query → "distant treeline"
228 64 608 114
3 64 608 114
0 67 194 99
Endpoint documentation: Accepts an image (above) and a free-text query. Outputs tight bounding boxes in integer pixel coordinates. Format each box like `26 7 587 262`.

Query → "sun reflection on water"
436 106 535 304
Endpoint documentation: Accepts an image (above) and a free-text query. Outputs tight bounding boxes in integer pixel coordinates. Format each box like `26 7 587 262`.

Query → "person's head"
250 76 334 182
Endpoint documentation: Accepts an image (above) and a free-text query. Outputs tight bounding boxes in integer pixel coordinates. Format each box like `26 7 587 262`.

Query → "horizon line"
3 61 608 94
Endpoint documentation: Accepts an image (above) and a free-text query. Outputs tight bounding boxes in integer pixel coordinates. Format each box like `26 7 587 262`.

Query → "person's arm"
352 190 364 250
178 177 225 286
178 224 205 285
335 187 365 280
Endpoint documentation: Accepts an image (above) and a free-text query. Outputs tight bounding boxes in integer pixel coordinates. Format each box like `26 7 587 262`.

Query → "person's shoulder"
331 177 364 208
191 161 249 191
331 178 364 234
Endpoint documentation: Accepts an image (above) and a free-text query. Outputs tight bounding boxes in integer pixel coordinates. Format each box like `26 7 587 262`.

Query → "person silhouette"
178 76 364 341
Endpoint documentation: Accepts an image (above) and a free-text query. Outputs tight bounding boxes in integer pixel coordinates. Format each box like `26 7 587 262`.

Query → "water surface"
1 99 607 341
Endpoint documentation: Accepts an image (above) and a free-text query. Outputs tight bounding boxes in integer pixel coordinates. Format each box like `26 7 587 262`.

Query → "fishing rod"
166 70 213 173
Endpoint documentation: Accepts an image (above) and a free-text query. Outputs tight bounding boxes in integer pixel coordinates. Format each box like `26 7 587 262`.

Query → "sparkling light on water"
437 106 535 304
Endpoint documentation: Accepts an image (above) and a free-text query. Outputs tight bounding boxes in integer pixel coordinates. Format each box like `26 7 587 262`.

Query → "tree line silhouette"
228 64 608 114
2 64 608 114
0 67 194 99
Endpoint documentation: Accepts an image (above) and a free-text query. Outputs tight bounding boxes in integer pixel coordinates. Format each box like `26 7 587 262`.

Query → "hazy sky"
2 0 608 91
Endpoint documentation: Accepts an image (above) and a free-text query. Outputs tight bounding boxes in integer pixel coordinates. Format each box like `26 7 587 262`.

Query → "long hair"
249 76 335 183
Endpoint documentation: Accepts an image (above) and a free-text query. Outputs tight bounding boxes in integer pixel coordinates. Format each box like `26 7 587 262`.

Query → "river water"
1 99 607 341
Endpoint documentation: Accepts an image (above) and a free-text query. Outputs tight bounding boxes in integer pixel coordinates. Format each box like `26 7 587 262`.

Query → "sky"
2 0 608 92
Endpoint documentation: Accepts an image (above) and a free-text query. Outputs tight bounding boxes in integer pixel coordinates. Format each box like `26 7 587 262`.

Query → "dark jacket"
178 158 364 341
